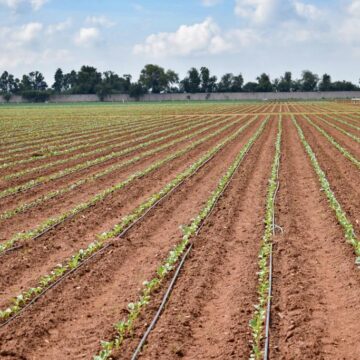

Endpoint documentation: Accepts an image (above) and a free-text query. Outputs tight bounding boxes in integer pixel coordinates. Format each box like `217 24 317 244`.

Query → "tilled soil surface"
270 117 360 359
0 103 359 360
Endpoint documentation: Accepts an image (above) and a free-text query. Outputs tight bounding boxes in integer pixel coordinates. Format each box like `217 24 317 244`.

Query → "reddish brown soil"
0 115 225 213
0 115 242 239
1 105 360 360
297 115 360 234
270 117 360 359
0 116 260 309
0 115 207 186
308 115 360 158
321 114 360 136
0 117 268 359
117 116 277 360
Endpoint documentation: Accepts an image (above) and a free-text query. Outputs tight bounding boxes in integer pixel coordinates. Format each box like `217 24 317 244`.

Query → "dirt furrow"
0 117 268 360
0 116 261 308
270 116 360 359
309 115 360 157
297 115 360 233
118 117 278 360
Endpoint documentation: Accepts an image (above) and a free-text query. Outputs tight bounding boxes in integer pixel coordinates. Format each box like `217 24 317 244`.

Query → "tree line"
0 64 359 102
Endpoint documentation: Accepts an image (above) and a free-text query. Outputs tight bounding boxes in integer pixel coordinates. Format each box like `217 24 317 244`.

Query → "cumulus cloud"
85 15 116 28
0 0 48 11
46 19 72 35
133 18 261 57
134 18 222 57
0 22 43 47
74 27 101 47
235 0 279 24
293 1 322 20
201 0 222 6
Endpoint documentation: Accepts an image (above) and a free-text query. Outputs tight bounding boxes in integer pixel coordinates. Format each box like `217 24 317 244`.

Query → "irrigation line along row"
129 117 270 360
1 117 258 323
264 142 282 360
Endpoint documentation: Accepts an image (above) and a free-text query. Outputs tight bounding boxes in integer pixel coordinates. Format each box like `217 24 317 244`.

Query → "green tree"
52 68 64 93
181 68 201 93
277 71 293 92
200 67 217 92
300 70 319 91
139 64 178 93
256 73 273 92
243 82 258 92
74 66 102 94
318 73 332 91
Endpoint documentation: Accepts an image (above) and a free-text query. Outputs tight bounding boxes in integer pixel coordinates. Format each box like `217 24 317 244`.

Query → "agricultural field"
0 101 359 360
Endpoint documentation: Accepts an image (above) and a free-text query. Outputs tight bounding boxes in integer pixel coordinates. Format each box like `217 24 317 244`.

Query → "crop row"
292 116 360 262
0 115 246 221
0 116 227 198
0 114 181 163
303 115 360 169
92 116 270 360
0 114 202 169
327 114 360 132
249 117 281 360
0 115 264 322
314 115 360 144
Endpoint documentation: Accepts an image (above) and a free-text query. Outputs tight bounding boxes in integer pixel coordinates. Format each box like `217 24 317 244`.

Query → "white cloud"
46 19 72 35
235 0 279 24
11 22 43 44
348 0 360 16
133 18 261 57
0 0 47 11
85 15 116 28
74 27 100 47
201 0 222 6
134 18 222 57
294 1 322 20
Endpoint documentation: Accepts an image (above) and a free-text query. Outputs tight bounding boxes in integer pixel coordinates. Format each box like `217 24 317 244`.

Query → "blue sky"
0 0 359 84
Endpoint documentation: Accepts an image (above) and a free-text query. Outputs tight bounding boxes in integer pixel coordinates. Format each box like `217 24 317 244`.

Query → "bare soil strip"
117 116 278 360
0 118 268 360
270 117 360 360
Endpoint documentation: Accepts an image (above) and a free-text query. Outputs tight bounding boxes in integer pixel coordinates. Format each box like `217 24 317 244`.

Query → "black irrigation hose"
131 243 193 360
263 147 281 360
130 123 262 359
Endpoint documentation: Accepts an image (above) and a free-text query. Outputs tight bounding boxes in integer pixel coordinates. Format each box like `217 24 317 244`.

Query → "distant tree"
181 68 201 93
318 73 332 91
277 71 293 92
231 74 244 92
52 68 64 93
129 82 146 99
300 70 319 91
242 82 258 92
63 70 78 91
331 81 358 91
74 66 102 94
20 71 47 92
200 67 217 92
256 73 273 92
0 71 19 94
218 73 233 92
139 64 178 93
